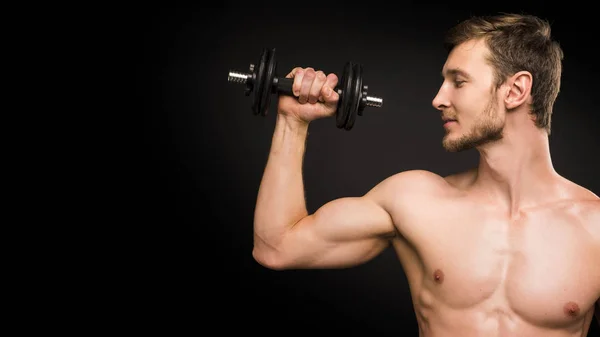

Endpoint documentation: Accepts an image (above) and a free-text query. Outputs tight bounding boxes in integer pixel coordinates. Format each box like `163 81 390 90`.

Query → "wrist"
276 114 309 134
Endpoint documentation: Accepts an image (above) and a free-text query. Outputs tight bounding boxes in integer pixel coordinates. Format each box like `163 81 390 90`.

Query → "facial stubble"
442 94 505 152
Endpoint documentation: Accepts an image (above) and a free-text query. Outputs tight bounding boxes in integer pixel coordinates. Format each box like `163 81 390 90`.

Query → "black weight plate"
343 63 363 130
258 48 277 116
336 62 354 129
252 49 268 115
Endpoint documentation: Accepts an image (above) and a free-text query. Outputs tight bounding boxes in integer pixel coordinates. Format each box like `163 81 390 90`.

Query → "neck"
473 121 558 216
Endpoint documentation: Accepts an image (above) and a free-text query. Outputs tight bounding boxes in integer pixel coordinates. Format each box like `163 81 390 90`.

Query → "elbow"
252 245 290 271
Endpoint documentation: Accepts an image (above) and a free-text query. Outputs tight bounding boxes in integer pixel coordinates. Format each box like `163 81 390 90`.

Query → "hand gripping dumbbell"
227 48 383 130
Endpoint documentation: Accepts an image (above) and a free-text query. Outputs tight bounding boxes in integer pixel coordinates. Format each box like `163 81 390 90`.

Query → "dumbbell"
227 48 383 130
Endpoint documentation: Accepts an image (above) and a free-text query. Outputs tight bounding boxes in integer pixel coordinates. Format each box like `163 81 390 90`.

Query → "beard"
442 95 504 152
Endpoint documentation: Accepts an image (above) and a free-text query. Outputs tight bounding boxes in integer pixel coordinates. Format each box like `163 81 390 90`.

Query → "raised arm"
252 66 397 270
254 160 397 270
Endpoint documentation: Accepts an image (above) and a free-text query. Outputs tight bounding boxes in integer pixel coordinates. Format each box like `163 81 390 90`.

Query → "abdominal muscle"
413 287 590 337
415 288 520 337
417 295 507 337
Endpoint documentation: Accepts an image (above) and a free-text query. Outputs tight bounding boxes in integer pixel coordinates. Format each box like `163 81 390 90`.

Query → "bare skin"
252 38 600 336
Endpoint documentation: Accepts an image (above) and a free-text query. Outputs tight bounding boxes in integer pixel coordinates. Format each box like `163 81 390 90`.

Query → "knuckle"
304 68 316 78
287 67 300 78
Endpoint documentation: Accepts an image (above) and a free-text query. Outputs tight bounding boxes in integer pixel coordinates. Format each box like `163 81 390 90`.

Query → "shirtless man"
252 13 600 336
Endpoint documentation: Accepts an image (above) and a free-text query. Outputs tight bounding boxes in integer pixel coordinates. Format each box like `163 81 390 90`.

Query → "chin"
442 137 457 152
442 140 459 152
442 132 460 144
442 133 474 152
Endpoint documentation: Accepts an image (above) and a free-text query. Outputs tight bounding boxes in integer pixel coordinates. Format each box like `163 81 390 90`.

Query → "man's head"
432 13 564 152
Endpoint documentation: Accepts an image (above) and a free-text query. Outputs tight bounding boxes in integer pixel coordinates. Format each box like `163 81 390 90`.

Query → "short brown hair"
444 13 564 134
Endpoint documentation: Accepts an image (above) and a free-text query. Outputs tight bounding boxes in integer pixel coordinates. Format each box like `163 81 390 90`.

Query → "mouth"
442 117 457 126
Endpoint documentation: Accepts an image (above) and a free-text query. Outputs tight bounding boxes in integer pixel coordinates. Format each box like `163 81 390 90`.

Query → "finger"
298 67 315 104
308 71 327 104
286 67 303 97
320 73 339 106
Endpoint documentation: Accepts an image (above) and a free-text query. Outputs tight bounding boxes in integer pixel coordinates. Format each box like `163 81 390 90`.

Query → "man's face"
432 39 506 152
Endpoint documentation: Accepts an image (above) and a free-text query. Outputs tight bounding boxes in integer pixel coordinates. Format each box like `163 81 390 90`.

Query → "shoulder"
365 169 467 203
575 198 600 253
557 178 600 238
574 197 600 234
558 176 600 213
378 168 478 190
373 169 453 192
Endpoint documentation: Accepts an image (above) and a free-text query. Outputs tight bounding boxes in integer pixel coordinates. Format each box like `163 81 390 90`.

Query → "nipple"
433 269 444 284
563 302 580 317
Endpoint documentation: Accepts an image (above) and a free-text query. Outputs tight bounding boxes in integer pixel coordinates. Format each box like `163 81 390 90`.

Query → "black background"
128 3 599 336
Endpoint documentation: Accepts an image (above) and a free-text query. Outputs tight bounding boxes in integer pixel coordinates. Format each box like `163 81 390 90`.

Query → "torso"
387 170 600 337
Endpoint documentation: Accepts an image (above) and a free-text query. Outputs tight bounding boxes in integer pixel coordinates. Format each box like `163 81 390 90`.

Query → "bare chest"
396 206 600 327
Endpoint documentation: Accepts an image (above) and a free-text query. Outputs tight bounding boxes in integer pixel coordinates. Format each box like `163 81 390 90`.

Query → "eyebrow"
442 68 472 80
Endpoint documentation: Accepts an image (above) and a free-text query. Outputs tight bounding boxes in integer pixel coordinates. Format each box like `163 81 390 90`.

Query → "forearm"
254 114 310 250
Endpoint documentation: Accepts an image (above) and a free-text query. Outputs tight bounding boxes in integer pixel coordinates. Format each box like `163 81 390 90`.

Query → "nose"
432 85 449 111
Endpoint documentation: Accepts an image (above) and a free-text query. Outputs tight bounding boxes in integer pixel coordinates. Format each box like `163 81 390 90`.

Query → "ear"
504 71 532 110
